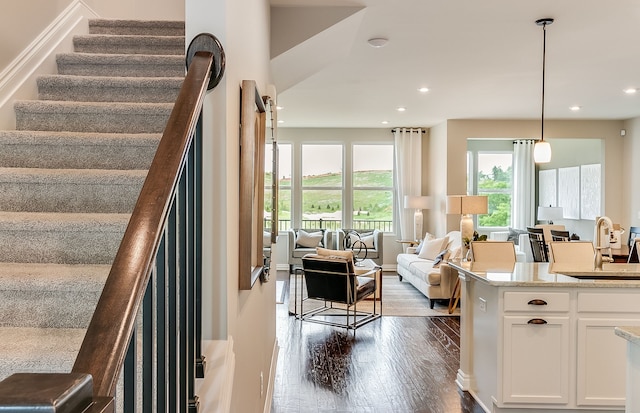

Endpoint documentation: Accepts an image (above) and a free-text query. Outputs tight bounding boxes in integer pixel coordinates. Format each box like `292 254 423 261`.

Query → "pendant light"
533 18 554 163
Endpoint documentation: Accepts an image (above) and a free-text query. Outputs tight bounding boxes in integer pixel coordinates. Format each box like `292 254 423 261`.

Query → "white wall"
187 0 275 412
433 119 625 238
623 117 640 230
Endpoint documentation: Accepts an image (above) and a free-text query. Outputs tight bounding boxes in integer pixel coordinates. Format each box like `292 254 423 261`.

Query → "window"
276 143 291 231
301 144 342 230
274 135 396 233
352 144 394 232
476 152 512 227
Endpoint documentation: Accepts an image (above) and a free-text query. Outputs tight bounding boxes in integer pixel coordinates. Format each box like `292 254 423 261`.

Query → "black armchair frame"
298 254 381 332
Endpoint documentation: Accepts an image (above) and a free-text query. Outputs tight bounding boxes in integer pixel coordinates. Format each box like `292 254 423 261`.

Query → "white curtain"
394 128 423 240
512 140 536 230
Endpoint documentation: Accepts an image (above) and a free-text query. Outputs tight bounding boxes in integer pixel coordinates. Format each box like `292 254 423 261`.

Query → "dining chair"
549 241 595 271
550 229 570 241
470 241 517 263
527 227 548 262
628 226 640 248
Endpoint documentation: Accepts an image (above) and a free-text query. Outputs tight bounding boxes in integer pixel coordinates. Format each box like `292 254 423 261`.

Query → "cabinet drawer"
504 291 570 312
578 292 640 313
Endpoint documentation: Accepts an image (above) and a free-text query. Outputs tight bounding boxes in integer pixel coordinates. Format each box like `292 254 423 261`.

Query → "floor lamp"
404 195 431 241
447 195 488 256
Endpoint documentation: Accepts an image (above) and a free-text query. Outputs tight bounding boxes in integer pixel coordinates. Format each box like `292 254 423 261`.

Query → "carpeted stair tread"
0 168 146 213
0 212 130 264
88 19 185 36
14 100 173 133
0 327 85 382
0 130 160 169
0 263 108 329
0 262 109 291
73 34 185 55
37 75 183 103
56 53 185 77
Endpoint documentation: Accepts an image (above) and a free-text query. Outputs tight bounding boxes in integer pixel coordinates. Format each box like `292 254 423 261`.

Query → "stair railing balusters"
0 34 222 412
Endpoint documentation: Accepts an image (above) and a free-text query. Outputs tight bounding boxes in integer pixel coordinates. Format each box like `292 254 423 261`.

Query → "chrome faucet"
594 216 614 270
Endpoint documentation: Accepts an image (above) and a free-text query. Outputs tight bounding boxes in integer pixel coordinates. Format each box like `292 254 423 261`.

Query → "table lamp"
404 195 431 241
537 206 563 224
447 195 488 252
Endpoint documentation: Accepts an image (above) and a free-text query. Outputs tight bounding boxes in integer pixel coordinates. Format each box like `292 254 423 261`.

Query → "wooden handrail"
72 51 213 397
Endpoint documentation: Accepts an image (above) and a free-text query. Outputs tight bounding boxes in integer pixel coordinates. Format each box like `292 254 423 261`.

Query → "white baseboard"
263 338 279 413
0 0 98 129
195 337 236 413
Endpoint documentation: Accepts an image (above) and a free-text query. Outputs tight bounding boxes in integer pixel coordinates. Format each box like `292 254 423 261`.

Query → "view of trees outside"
352 145 393 231
264 143 394 231
476 153 512 227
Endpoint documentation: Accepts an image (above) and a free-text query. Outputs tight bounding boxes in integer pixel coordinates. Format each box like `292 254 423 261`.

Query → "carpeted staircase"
0 19 185 384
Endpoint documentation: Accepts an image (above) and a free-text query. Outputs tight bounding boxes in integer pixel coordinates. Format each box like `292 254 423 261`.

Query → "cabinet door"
576 317 640 407
502 315 570 405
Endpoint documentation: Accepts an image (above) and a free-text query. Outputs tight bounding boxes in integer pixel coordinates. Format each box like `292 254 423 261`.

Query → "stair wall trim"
0 0 98 130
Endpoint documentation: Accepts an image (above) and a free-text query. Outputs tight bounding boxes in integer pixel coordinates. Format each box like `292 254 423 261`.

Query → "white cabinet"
576 292 640 407
502 315 570 404
501 291 571 406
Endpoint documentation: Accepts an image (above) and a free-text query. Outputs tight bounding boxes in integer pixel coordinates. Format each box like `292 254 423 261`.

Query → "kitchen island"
449 261 640 413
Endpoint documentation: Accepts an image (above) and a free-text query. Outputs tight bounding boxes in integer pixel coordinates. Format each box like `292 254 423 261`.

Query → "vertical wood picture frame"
239 80 266 290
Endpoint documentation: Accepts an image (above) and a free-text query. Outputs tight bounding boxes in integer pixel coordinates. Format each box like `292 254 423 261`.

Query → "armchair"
299 252 380 332
337 229 383 265
287 228 332 273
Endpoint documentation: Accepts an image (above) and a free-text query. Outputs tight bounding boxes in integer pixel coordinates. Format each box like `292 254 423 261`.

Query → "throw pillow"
361 234 375 249
432 249 451 268
414 239 424 254
508 228 527 245
417 237 446 260
316 247 354 261
449 246 462 261
296 229 323 248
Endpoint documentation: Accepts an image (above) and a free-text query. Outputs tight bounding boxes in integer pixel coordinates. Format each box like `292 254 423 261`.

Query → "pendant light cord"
541 22 547 143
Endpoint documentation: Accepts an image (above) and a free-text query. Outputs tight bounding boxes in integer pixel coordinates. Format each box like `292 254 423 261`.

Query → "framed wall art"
580 163 601 220
239 80 267 290
557 166 580 219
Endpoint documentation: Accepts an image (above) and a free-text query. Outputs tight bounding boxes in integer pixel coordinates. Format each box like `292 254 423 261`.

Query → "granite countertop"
615 326 640 346
448 261 640 288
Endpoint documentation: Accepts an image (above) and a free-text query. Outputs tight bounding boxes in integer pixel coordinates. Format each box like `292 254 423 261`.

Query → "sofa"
336 228 383 265
396 230 462 309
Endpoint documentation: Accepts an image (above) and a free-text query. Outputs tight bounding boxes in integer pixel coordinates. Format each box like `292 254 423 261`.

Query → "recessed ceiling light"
276 106 283 110
381 120 389 125
624 88 637 94
277 120 284 124
367 37 388 48
417 87 429 93
396 107 406 112
569 105 581 111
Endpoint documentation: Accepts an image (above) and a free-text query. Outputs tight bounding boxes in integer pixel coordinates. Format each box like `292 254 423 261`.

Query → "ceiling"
270 0 640 129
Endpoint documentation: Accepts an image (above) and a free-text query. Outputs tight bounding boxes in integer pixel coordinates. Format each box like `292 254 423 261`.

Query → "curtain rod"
391 128 426 133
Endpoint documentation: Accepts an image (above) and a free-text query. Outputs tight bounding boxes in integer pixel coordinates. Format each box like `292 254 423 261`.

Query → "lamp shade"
404 195 431 209
461 195 488 215
534 140 552 163
538 206 563 221
446 196 463 214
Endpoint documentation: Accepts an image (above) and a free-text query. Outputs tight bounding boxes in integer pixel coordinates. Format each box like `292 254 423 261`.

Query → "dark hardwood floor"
271 271 484 413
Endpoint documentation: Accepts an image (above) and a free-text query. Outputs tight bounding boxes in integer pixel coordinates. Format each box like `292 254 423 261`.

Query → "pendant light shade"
534 17 554 164
533 140 552 163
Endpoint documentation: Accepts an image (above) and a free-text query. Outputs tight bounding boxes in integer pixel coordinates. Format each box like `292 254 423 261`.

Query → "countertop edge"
615 326 640 346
